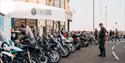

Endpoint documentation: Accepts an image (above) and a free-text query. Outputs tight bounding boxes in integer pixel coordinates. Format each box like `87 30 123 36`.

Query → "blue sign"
0 15 4 31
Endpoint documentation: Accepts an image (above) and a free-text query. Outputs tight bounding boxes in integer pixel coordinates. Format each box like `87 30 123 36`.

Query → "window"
26 19 37 27
38 0 46 4
47 20 53 33
0 15 4 31
13 18 37 31
60 0 65 8
46 0 54 6
27 0 38 3
14 19 26 31
68 0 69 2
54 0 60 8
13 0 27 2
14 0 47 4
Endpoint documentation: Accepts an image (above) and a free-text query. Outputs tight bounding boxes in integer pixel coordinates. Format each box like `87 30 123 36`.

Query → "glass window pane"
14 18 25 31
38 0 46 4
60 0 64 8
54 0 59 8
13 0 26 2
47 20 53 33
26 19 37 27
27 0 37 3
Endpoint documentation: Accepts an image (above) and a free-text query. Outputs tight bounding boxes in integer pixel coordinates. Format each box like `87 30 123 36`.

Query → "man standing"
98 23 107 57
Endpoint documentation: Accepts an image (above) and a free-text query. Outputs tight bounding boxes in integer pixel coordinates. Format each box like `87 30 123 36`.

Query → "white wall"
4 16 11 40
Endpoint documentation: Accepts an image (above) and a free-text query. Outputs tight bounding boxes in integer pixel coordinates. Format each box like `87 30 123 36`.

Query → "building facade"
0 0 73 39
13 0 72 33
47 0 73 32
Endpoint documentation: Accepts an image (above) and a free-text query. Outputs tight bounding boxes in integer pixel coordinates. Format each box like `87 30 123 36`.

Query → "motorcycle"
0 41 27 63
80 31 92 47
59 34 76 53
37 36 61 63
0 29 28 63
49 34 70 58
18 26 50 63
71 33 82 50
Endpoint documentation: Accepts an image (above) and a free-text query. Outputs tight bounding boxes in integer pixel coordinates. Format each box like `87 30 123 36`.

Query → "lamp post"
105 6 107 29
93 0 95 31
124 0 125 31
115 22 118 29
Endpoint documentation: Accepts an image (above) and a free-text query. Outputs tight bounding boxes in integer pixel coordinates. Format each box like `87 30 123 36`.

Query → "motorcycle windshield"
25 26 36 44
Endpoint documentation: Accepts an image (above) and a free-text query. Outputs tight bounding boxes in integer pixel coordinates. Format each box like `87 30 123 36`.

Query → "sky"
70 0 125 31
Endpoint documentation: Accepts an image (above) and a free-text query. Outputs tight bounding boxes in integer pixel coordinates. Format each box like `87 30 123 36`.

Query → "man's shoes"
101 55 106 57
98 54 106 57
98 54 102 56
98 55 106 57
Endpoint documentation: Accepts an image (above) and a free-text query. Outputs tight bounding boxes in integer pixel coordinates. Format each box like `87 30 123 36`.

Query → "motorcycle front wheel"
49 50 61 63
71 44 76 53
61 47 70 58
31 55 40 63
9 59 23 63
39 55 50 63
16 56 29 63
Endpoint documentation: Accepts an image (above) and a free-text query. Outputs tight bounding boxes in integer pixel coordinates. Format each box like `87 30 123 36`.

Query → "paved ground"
60 41 125 63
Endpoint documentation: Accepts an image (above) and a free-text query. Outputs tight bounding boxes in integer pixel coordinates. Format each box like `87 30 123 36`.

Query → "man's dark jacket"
99 27 107 44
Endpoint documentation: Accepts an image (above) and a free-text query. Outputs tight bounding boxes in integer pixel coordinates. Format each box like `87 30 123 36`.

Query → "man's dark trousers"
99 39 106 56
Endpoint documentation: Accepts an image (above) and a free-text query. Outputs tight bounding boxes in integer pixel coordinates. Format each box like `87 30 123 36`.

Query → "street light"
93 0 95 31
115 22 118 29
105 6 107 29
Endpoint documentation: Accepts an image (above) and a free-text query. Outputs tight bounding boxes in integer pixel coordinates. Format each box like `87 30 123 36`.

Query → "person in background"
19 24 26 44
106 32 110 42
115 28 120 42
109 30 113 42
60 28 64 35
94 29 99 41
98 23 107 57
112 31 115 41
32 26 37 37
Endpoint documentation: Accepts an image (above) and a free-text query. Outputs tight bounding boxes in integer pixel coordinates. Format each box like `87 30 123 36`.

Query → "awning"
0 0 65 21
0 0 14 15
0 12 4 16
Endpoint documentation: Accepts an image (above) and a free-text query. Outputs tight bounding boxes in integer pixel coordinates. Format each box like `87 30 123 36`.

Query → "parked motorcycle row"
0 26 98 63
